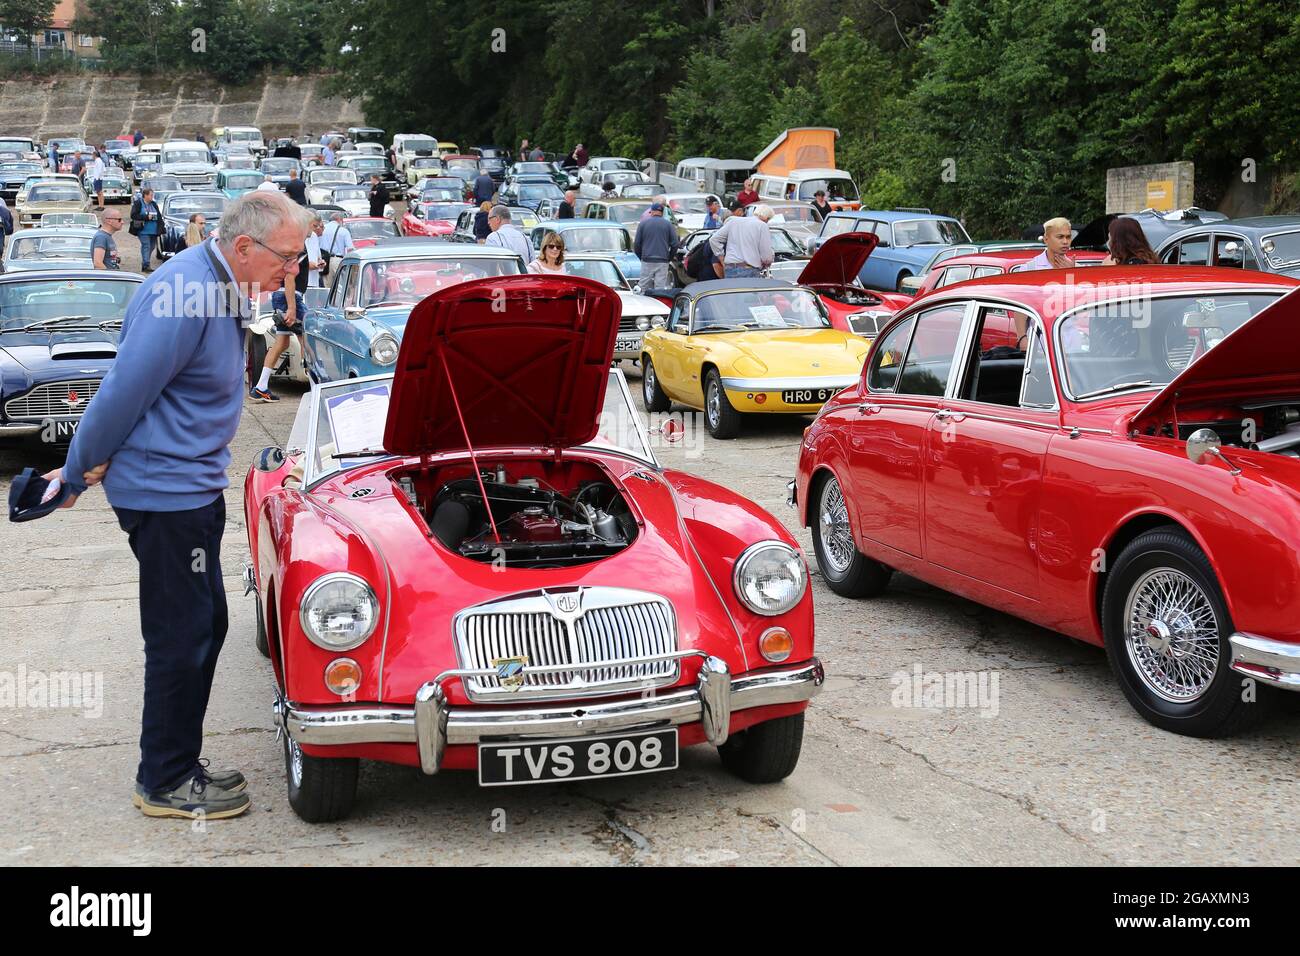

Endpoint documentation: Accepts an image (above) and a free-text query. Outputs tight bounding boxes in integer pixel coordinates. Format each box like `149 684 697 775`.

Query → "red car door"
922 306 1056 598
847 302 968 558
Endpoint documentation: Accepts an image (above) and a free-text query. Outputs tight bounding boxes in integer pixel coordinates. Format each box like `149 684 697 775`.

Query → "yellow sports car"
16 180 91 228
640 278 870 438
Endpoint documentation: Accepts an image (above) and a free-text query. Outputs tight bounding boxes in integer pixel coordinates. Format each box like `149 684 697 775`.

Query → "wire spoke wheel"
1123 567 1221 703
817 476 854 574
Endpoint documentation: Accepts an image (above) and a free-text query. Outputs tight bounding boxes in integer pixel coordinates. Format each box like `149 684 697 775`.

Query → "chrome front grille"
454 587 678 701
848 311 886 338
618 316 639 333
4 379 101 420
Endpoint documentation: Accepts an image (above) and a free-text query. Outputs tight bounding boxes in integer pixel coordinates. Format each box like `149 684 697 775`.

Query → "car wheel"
1102 527 1269 738
254 594 270 658
703 369 742 439
284 730 359 823
719 712 804 783
810 472 892 597
642 357 670 412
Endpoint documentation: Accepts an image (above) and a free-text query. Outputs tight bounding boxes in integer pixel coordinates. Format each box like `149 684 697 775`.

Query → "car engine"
427 471 637 568
1172 402 1300 457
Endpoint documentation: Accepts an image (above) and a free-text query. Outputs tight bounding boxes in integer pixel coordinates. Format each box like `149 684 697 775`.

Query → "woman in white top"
527 231 567 274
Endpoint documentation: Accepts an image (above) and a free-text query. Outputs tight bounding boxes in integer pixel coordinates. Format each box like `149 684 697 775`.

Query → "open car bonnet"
1130 285 1300 434
383 275 621 456
797 232 877 286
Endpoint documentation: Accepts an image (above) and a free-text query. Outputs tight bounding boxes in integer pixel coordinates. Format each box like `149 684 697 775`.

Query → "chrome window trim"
1018 318 1060 410
889 300 975 400
1050 285 1286 403
864 314 917 395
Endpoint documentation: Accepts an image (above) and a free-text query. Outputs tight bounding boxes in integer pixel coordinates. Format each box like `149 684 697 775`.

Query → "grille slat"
5 379 101 420
455 589 677 701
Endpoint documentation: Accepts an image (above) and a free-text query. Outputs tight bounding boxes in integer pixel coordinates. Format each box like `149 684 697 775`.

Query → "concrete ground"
0 234 1296 866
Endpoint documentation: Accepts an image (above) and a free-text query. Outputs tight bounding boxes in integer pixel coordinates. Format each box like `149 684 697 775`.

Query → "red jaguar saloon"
792 267 1300 737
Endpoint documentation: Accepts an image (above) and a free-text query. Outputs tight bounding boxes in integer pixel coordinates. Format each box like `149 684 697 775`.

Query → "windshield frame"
890 217 972 247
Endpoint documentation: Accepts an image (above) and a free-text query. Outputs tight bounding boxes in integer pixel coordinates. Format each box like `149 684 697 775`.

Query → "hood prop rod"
437 343 501 544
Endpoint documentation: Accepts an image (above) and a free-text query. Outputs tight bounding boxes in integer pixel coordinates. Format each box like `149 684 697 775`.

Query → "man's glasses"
249 236 300 270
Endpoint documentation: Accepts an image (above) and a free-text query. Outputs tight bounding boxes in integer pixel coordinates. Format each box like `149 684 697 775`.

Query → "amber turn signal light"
758 626 794 663
325 658 362 696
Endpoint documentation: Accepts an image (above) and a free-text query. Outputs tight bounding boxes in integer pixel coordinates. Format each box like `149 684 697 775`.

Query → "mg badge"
492 655 529 689
555 592 580 613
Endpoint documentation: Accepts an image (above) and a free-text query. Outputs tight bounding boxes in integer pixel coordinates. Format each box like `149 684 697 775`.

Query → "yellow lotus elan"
640 278 871 438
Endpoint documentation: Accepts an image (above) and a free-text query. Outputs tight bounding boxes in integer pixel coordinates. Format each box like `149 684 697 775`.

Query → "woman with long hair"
473 200 492 243
527 231 566 274
184 213 206 249
1103 216 1158 265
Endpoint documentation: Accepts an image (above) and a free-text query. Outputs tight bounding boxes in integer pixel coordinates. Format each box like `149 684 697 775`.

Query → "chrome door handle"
858 403 881 415
935 410 966 423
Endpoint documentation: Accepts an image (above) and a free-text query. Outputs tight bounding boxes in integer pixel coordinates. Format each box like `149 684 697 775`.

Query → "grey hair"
752 204 775 221
490 204 510 222
218 191 311 250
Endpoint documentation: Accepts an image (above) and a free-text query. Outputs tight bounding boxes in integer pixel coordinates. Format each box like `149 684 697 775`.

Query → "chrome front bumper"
1229 633 1300 691
282 657 824 775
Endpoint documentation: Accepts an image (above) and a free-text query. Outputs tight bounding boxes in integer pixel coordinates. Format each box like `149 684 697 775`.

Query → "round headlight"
733 541 806 616
636 315 651 331
370 333 399 365
300 573 379 650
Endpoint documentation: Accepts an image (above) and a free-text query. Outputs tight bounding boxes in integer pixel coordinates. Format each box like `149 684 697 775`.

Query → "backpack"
684 239 712 280
128 199 143 236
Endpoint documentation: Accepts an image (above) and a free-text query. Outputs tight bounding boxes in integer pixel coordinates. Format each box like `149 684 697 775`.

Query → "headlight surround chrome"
636 315 651 331
299 573 379 651
733 541 806 616
370 332 399 366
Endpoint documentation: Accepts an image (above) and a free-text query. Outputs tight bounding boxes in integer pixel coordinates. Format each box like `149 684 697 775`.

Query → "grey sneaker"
198 758 246 794
132 772 251 820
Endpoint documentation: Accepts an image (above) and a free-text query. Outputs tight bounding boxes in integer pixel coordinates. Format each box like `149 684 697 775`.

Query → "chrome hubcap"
1124 568 1220 702
288 737 303 787
706 381 720 427
645 364 656 397
818 477 854 574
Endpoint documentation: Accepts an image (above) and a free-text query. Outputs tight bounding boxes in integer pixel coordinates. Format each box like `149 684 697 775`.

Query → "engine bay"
395 459 638 568
811 284 881 307
1164 400 1300 457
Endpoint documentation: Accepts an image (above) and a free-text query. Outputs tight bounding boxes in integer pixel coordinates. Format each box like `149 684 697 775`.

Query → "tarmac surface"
1 229 1296 866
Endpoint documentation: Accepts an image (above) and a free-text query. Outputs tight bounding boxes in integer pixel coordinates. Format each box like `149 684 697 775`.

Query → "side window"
866 318 915 392
1175 236 1210 265
666 297 687 333
897 304 967 396
1214 235 1255 269
328 265 350 307
958 306 1033 407
1160 241 1180 264
872 222 892 246
1020 321 1057 408
343 264 360 307
936 265 973 288
821 216 853 239
973 266 1002 279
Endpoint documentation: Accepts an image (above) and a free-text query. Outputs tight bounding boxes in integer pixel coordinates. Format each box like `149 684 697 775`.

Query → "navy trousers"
114 496 228 792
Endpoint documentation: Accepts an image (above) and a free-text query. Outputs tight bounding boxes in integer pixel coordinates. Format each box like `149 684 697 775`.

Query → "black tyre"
254 595 270 658
719 712 805 783
703 369 742 439
284 732 359 823
642 357 670 412
1101 528 1269 738
810 472 892 597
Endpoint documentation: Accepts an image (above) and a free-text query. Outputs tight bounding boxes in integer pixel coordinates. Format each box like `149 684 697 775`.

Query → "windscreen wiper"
1076 380 1155 399
21 316 94 332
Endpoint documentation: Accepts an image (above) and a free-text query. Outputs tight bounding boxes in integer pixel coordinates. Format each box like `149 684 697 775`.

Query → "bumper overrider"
1230 632 1300 691
279 652 825 775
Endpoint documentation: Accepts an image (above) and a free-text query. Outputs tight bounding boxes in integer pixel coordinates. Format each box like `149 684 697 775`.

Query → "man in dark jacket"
633 203 678 289
472 170 496 205
368 174 390 218
284 167 307 205
558 189 577 219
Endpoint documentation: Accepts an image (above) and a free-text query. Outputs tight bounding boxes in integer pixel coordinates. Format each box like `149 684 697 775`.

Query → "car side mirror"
899 276 923 295
1186 428 1241 475
655 418 684 443
254 446 286 472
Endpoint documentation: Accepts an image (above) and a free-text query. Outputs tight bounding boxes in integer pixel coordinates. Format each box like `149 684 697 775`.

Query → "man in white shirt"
484 205 532 265
304 215 325 287
89 152 107 210
256 176 278 193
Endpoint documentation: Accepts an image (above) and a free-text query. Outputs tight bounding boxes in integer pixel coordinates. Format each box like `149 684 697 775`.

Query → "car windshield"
667 196 710 214
559 227 630 253
516 163 550 175
412 158 442 169
607 203 650 223
39 213 98 227
419 204 465 221
2 163 40 174
1261 230 1300 267
260 159 298 173
135 152 160 163
311 170 355 184
28 186 83 202
0 276 136 329
605 171 643 185
348 158 385 171
796 178 859 202
230 130 260 142
769 204 819 222
769 228 804 257
563 258 628 289
600 159 637 171
891 218 971 246
225 157 256 169
422 178 462 190
146 176 182 191
693 288 829 332
331 186 367 201
403 138 437 153
519 184 563 201
621 185 661 198
348 219 400 239
358 257 522 307
0 139 33 152
165 195 225 217
510 209 540 229
7 234 94 262
162 150 209 164
421 188 462 202
223 174 262 189
1057 293 1280 399
582 369 656 465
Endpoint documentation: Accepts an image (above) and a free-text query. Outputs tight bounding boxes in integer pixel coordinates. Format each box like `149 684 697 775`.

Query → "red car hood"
797 232 877 286
383 275 621 456
1131 286 1300 433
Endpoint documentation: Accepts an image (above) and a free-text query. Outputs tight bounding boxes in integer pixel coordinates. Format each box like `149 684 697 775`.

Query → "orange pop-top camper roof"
753 127 839 176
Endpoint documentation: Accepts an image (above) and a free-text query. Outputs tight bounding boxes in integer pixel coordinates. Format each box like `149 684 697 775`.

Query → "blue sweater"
62 239 249 511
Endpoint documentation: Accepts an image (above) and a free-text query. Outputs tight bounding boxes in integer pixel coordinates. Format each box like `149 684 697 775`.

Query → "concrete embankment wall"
0 73 365 143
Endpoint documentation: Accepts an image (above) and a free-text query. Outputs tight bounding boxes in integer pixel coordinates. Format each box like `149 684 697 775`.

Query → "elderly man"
558 189 577 219
484 204 532 264
1022 216 1076 270
46 191 311 820
703 194 723 229
256 175 278 193
709 202 774 277
634 202 678 289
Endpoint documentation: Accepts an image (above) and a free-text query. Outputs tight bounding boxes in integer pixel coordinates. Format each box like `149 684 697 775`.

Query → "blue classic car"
0 161 43 203
1156 216 1300 278
527 219 642 281
0 270 142 445
811 209 971 292
218 168 265 199
302 243 526 382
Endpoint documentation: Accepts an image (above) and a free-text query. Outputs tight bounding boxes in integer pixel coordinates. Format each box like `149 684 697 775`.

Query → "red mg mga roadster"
245 275 822 821
793 267 1300 737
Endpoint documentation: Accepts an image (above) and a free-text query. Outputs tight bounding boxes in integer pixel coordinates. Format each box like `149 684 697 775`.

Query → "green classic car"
218 168 266 199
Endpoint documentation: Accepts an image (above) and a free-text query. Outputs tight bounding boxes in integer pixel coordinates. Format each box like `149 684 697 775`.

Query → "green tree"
0 0 57 57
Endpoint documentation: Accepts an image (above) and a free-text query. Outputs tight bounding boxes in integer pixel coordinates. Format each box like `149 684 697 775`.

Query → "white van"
222 126 266 157
750 168 860 210
391 133 439 177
